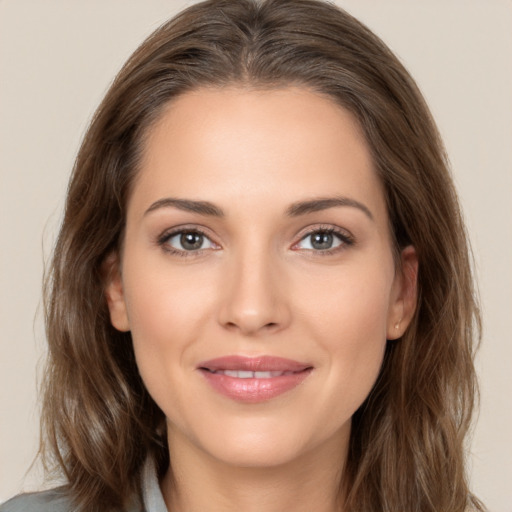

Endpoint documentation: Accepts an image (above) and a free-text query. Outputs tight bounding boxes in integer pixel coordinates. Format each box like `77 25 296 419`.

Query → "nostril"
218 297 291 335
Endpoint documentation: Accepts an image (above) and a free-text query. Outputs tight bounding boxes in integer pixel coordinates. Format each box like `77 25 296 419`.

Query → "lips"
212 370 296 378
197 356 313 403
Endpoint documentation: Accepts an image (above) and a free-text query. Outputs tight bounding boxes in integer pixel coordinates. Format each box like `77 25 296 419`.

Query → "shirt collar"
141 457 168 512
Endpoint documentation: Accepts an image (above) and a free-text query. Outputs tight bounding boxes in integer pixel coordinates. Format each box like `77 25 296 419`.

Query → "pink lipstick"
197 356 313 403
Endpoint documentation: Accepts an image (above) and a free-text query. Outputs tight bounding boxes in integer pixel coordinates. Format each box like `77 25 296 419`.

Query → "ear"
102 252 130 332
386 245 418 340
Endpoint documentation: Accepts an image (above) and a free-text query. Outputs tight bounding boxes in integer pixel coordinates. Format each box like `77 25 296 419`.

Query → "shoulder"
0 488 143 512
0 488 71 512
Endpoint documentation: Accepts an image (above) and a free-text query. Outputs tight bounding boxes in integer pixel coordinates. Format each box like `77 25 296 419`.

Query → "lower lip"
199 369 312 403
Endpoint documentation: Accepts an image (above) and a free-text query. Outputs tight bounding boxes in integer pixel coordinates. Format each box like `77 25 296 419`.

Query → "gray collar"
141 458 168 512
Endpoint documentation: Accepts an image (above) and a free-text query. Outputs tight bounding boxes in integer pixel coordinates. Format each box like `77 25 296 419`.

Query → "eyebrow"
286 196 374 220
144 195 373 220
144 197 224 217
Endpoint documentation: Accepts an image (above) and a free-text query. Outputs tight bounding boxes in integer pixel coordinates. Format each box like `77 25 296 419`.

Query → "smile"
197 356 313 403
208 370 297 378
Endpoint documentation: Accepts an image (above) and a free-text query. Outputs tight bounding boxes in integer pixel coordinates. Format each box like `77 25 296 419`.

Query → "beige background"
1 1 511 510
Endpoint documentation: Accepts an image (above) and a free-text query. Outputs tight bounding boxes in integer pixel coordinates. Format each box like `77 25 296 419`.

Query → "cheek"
301 257 393 341
123 247 216 337
120 252 218 399
296 260 393 408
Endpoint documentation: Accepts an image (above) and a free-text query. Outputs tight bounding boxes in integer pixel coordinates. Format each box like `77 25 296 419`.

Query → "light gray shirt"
141 458 168 512
0 458 168 512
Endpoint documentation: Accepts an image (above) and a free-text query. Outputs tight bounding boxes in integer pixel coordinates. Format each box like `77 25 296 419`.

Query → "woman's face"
106 87 416 469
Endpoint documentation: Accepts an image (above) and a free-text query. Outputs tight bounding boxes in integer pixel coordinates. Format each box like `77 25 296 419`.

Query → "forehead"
131 86 387 224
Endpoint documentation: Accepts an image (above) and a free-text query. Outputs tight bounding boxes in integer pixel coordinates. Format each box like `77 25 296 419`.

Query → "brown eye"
180 232 204 250
164 230 215 252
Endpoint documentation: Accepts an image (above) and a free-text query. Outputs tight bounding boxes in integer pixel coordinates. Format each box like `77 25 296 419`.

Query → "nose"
217 248 291 336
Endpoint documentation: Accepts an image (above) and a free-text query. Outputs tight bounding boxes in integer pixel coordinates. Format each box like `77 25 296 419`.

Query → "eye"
294 228 352 252
160 229 217 254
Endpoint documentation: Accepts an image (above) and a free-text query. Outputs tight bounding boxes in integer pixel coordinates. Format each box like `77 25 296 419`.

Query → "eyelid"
156 225 220 256
291 224 355 253
155 223 354 257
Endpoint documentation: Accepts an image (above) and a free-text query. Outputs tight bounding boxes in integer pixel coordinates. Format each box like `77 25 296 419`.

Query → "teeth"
216 370 292 378
255 371 273 378
223 370 253 378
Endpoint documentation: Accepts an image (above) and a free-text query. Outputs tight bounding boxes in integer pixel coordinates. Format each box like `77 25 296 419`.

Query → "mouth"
198 355 311 373
205 369 298 378
197 356 313 403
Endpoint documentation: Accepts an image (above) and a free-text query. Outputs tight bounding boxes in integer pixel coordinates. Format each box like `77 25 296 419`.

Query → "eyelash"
157 226 216 258
293 225 355 256
156 225 355 258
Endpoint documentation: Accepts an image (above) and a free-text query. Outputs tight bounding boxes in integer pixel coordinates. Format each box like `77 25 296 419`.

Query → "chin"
205 436 311 469
174 411 351 470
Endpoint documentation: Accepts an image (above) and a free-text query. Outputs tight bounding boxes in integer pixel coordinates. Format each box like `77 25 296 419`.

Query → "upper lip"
198 355 312 373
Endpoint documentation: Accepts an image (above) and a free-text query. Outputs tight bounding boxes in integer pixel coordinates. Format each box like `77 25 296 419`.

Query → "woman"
1 0 485 511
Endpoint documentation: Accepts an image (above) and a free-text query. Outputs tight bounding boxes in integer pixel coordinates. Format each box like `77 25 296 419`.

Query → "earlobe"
387 245 418 340
102 252 130 332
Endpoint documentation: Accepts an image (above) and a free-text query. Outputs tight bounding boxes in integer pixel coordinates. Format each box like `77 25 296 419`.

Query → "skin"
105 87 417 512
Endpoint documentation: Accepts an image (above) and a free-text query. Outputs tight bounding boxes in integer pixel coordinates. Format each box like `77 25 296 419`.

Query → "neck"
160 427 349 512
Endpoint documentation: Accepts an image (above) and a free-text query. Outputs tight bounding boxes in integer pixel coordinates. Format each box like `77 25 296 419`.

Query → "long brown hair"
41 0 484 510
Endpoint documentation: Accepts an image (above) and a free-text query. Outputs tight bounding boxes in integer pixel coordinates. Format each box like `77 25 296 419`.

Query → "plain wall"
1 1 511 510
